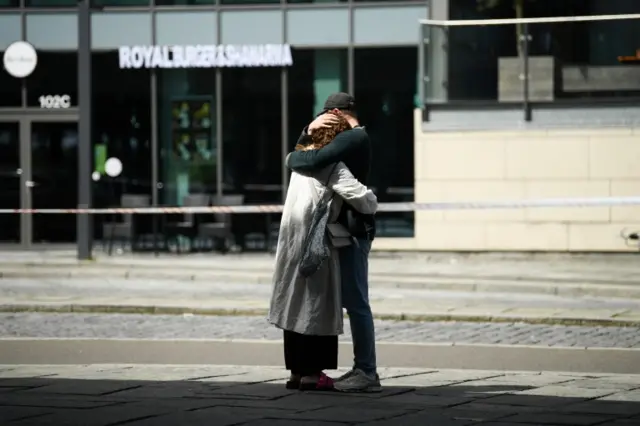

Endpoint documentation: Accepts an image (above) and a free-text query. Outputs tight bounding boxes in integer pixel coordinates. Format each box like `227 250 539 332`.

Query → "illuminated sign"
3 41 38 78
119 44 293 69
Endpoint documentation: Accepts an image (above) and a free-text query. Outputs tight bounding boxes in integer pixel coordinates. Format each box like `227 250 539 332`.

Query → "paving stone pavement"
4 277 640 324
3 250 640 300
3 313 640 348
1 364 640 425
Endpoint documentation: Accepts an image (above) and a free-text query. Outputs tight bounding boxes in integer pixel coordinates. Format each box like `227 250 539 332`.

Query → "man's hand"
308 113 340 134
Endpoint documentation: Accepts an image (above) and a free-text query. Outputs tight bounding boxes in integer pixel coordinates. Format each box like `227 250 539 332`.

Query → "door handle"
25 181 36 188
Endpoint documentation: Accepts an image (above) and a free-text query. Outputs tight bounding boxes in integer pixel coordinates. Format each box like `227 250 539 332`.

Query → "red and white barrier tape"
1 196 640 214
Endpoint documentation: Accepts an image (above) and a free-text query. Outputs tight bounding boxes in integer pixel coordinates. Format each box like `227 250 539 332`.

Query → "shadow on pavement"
1 374 640 426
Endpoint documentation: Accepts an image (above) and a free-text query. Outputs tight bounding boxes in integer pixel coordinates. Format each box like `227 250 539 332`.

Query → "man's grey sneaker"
334 369 357 383
333 368 382 393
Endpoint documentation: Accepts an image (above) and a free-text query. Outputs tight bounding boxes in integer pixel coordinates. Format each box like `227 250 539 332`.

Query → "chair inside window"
164 193 211 254
103 194 151 254
198 194 245 253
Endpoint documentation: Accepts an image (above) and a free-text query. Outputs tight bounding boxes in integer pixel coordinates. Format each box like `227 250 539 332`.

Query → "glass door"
0 122 21 243
28 120 79 243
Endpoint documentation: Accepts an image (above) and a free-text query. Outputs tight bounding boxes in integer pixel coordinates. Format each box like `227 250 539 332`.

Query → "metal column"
215 68 223 198
521 22 532 122
77 0 93 260
280 68 289 201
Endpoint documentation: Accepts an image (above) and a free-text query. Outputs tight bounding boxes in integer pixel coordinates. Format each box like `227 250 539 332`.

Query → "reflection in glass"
445 0 640 103
31 122 79 243
355 47 415 237
530 17 640 101
158 70 216 207
222 67 281 250
92 52 152 241
0 123 20 242
288 48 347 150
222 67 281 202
26 52 78 108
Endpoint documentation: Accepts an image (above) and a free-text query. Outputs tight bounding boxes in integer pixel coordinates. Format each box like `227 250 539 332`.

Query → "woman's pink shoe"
299 373 335 391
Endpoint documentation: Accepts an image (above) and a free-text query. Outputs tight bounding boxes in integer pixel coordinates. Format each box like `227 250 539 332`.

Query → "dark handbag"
298 163 339 278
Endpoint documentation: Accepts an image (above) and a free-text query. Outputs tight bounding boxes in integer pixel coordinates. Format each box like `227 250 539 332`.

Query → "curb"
3 267 640 299
2 304 639 327
3 339 640 373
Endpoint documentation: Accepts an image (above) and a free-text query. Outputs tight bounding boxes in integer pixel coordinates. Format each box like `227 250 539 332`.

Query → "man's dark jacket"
286 127 376 240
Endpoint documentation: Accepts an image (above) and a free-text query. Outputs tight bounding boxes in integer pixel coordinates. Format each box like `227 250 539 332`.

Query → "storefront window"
287 0 346 3
154 0 214 5
157 69 217 206
26 52 77 108
220 0 279 5
221 66 281 250
25 0 77 6
222 67 281 203
0 0 18 7
444 0 640 103
354 47 416 237
95 0 151 5
0 56 21 107
91 52 152 237
26 0 151 5
288 48 347 150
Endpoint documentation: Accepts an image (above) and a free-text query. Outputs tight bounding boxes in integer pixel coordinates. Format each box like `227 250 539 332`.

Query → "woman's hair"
295 114 352 151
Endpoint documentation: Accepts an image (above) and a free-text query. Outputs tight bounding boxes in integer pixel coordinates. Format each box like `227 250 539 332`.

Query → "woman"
268 115 378 391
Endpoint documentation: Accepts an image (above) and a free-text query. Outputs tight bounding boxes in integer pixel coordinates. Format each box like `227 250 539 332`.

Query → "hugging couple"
268 92 380 393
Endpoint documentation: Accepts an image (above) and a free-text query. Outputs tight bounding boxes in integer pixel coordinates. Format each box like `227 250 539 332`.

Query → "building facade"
0 0 424 248
3 0 638 253
412 0 640 252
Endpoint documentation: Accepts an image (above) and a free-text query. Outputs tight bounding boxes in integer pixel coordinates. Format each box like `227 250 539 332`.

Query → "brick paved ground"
3 313 640 348
1 364 639 425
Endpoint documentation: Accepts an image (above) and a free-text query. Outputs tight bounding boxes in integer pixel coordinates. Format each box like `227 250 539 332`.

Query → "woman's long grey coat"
268 162 378 336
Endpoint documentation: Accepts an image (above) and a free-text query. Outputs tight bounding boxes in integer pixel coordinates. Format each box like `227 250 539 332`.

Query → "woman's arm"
327 162 377 215
287 128 368 173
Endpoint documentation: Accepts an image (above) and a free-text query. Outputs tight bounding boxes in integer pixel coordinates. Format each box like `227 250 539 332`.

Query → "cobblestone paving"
3 313 640 348
1 364 640 425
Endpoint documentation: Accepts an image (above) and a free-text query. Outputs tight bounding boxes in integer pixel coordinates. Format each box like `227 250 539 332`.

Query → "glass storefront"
92 51 152 243
222 67 282 203
0 48 416 245
26 52 78 108
0 122 19 242
435 0 640 104
156 1 215 5
26 0 152 5
157 69 216 206
355 47 416 237
0 3 423 248
0 65 21 107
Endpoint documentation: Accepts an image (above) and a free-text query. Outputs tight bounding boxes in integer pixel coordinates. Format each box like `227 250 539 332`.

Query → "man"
286 92 380 393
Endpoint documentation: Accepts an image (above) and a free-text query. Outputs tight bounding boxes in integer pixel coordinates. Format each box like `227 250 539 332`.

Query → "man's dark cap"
321 92 356 113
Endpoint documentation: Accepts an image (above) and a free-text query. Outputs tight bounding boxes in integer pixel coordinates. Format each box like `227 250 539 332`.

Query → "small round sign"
3 41 38 78
105 157 123 178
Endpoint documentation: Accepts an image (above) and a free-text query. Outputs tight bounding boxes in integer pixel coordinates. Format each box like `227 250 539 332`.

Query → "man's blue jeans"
339 238 377 375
